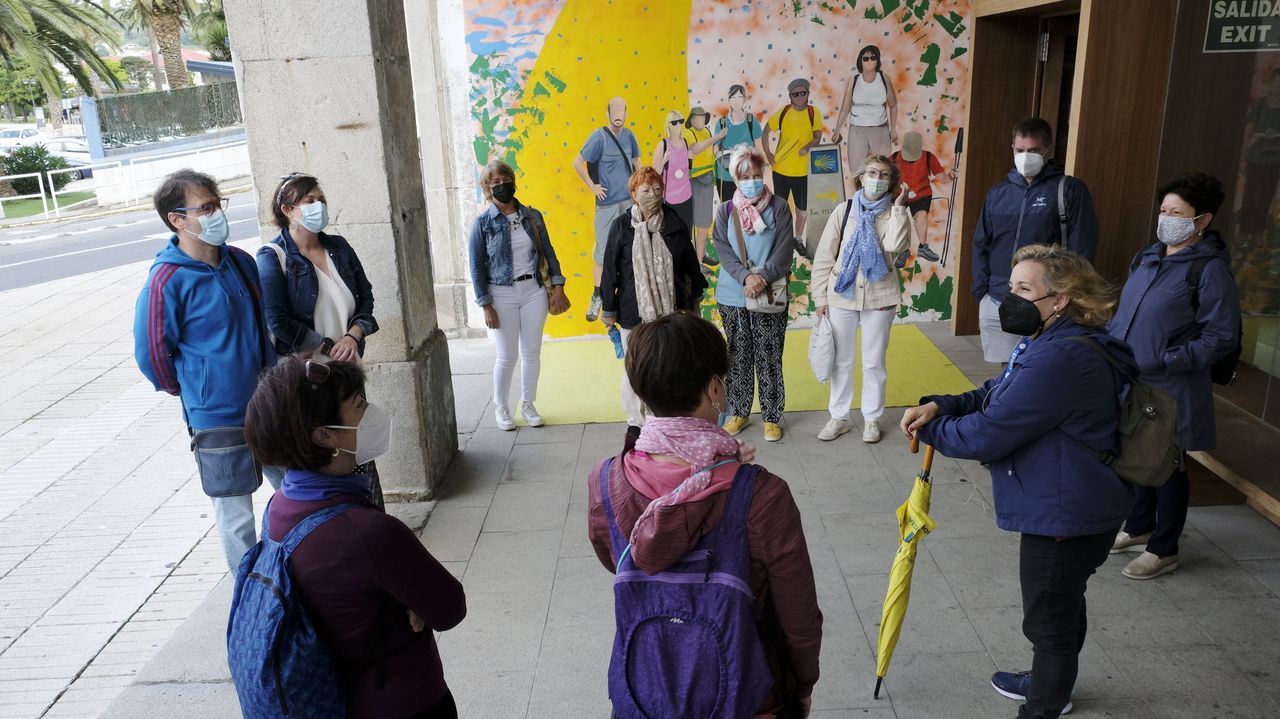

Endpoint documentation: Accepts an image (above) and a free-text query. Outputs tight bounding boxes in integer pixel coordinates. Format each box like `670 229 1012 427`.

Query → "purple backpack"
599 457 773 719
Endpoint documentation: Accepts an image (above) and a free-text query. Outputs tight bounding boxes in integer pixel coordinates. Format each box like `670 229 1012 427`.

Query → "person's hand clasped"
483 305 499 330
330 335 359 362
548 285 570 314
744 273 767 298
900 401 940 441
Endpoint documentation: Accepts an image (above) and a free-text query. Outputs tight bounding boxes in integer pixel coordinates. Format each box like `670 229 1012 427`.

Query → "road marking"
0 236 256 270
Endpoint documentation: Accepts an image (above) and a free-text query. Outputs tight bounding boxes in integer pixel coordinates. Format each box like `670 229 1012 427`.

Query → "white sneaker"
495 406 515 431
520 401 544 427
862 420 882 443
818 418 850 441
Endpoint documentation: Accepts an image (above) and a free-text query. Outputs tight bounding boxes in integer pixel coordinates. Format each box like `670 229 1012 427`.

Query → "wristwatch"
319 337 335 356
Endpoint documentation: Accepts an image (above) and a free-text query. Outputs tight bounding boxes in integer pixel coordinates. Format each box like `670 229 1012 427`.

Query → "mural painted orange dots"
508 0 693 338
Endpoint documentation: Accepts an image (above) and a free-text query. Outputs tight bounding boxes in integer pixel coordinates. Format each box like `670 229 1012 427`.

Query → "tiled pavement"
5 253 1280 718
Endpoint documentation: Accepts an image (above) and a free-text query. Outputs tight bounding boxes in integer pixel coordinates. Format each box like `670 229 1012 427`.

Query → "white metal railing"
46 160 122 218
0 172 48 220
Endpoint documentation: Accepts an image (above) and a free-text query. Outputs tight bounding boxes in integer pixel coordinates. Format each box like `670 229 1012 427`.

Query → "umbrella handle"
911 437 936 475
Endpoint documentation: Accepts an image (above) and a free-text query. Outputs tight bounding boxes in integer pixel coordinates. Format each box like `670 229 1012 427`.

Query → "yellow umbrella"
874 437 938 699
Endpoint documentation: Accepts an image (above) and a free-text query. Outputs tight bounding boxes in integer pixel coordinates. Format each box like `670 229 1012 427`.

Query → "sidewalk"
2 253 1279 718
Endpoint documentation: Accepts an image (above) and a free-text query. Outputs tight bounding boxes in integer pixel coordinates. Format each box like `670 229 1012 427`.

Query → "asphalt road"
0 190 261 291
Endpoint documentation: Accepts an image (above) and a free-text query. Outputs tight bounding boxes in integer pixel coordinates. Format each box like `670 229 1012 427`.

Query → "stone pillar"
225 0 457 498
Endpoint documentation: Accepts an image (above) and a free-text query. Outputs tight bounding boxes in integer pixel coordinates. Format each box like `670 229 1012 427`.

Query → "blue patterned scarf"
833 189 892 297
281 468 370 501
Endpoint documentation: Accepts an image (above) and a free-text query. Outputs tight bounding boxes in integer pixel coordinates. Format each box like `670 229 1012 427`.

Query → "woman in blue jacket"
901 244 1135 719
1108 173 1240 580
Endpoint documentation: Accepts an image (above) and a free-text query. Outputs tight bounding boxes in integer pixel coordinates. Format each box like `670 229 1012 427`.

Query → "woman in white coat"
810 154 910 443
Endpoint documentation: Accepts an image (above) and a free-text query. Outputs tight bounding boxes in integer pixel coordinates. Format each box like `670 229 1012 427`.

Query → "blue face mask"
193 210 230 246
739 178 765 199
299 201 329 233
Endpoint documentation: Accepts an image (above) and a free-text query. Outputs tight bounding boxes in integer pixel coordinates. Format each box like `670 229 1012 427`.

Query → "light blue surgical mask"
862 178 890 199
299 201 329 233
739 179 764 199
193 210 229 246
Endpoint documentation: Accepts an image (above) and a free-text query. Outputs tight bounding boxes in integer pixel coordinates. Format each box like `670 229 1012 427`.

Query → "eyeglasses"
670 118 684 125
861 55 877 61
790 91 809 97
305 359 331 386
175 197 229 217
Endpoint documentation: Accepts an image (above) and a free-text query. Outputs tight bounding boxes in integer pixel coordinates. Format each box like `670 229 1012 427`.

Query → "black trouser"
1123 464 1189 557
1017 531 1115 719
407 690 457 719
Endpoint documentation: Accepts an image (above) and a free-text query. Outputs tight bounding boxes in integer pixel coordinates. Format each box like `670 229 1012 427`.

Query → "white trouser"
212 464 283 572
827 306 895 421
978 293 1021 363
488 279 549 410
619 326 646 426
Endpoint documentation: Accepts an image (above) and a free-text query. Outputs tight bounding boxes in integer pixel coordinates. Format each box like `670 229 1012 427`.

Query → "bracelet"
343 332 359 343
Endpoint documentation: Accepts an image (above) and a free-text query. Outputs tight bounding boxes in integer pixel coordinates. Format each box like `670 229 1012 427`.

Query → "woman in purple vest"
244 357 466 718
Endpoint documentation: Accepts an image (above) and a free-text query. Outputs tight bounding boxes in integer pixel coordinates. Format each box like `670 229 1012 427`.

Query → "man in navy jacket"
972 118 1099 364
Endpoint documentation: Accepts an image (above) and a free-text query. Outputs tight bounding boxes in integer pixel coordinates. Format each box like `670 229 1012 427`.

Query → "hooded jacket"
587 452 822 710
972 162 1099 303
1108 231 1240 451
919 318 1136 537
132 236 274 430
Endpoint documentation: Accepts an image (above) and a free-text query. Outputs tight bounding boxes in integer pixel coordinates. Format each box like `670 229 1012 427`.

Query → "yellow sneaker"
763 422 783 442
723 415 749 436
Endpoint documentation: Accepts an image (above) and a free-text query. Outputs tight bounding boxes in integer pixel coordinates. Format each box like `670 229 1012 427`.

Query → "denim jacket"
468 201 565 307
255 229 378 356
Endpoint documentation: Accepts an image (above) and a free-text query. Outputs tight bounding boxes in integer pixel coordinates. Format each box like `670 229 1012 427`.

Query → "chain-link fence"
97 82 242 147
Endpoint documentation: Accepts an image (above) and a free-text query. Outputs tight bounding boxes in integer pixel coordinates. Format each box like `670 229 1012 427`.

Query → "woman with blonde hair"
653 109 722 240
466 159 568 430
811 154 911 443
711 145 797 443
901 244 1136 719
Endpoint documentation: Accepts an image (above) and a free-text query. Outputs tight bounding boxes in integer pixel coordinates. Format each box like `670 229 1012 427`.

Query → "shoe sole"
725 423 749 437
1109 543 1147 555
990 682 1073 715
1122 561 1178 580
497 423 515 431
523 418 545 428
764 432 782 442
862 434 882 443
818 426 850 441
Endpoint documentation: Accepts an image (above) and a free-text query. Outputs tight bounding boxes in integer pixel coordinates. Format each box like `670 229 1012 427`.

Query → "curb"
0 183 253 230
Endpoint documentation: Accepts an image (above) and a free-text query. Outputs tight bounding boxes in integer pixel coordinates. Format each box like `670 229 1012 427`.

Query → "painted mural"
464 0 971 337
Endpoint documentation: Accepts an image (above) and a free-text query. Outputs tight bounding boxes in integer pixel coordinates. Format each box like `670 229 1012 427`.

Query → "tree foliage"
0 0 123 101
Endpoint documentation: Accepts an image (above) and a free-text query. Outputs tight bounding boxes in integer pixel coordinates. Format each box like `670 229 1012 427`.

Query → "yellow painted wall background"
465 0 972 337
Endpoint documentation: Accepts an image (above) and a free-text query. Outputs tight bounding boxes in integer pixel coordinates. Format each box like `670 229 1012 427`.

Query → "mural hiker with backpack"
831 45 899 173
587 312 822 719
652 109 722 241
1107 173 1242 580
229 357 466 719
763 78 824 239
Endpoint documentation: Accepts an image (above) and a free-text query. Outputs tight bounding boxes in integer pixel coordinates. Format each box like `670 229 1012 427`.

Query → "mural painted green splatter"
469 53 567 171
934 11 967 38
917 43 941 86
864 0 902 20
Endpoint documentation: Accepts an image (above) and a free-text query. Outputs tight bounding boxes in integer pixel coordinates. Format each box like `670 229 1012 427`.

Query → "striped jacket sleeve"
133 264 181 395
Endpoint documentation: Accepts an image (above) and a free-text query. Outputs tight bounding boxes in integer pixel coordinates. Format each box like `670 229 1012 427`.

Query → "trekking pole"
940 128 963 267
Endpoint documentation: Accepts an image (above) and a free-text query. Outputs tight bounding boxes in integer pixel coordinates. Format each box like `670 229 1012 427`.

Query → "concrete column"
225 0 457 498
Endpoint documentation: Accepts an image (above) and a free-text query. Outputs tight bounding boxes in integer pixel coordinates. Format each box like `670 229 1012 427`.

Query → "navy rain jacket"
971 162 1099 303
1109 231 1240 451
918 317 1135 537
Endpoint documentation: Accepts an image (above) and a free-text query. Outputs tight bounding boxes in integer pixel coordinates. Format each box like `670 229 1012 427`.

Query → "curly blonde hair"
1011 244 1117 328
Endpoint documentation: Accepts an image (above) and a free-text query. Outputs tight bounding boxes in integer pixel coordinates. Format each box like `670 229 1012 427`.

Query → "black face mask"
492 182 516 204
998 292 1053 337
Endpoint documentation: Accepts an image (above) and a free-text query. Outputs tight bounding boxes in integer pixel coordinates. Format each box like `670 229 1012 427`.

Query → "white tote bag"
808 314 835 384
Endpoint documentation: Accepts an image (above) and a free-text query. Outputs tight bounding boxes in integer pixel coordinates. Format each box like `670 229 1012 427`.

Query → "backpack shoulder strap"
1057 175 1069 242
226 250 269 370
1066 335 1133 383
1129 248 1146 274
1186 255 1213 312
603 127 633 173
838 198 855 241
721 464 759 527
598 457 629 564
779 105 790 126
264 241 286 271
281 503 359 556
807 105 815 129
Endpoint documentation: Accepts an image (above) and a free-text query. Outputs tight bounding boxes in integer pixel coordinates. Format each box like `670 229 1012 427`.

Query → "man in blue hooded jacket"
132 169 276 570
972 118 1099 364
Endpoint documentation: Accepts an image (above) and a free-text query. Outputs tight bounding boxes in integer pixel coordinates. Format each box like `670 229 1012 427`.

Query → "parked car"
40 138 94 180
0 128 45 152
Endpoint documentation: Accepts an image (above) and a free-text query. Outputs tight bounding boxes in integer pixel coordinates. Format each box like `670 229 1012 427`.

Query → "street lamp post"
21 80 36 123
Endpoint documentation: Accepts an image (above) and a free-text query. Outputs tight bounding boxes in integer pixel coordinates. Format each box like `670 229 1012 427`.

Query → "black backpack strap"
838 199 854 241
1185 256 1212 312
1129 248 1145 274
602 127 633 174
226 249 270 370
1057 176 1069 243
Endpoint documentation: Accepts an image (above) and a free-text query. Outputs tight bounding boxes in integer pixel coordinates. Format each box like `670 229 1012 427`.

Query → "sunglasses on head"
305 359 331 386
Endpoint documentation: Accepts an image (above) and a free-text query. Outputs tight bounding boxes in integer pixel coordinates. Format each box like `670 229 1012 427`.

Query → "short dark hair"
1157 173 1225 218
154 169 220 231
245 357 366 471
1012 117 1053 148
624 312 729 417
856 45 882 74
271 173 320 229
727 84 746 99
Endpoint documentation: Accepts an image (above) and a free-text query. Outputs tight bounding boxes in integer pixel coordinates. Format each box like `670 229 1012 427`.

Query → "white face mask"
325 402 393 465
186 210 229 246
863 178 890 199
1014 151 1045 178
1156 213 1203 247
298 201 329 233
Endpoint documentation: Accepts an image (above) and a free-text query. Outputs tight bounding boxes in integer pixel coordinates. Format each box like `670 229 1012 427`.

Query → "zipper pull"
704 549 714 582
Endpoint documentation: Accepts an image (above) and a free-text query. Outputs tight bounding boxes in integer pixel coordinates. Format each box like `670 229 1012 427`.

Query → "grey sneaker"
495 406 515 431
818 418 850 441
917 243 940 262
862 420 882 443
586 293 603 322
520 401 544 428
1110 530 1151 554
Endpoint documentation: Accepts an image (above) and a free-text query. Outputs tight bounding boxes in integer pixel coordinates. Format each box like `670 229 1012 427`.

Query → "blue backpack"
599 457 772 719
227 502 355 718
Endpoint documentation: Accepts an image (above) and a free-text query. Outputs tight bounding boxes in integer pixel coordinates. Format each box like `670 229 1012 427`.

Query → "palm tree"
191 0 228 62
0 0 123 105
116 0 193 91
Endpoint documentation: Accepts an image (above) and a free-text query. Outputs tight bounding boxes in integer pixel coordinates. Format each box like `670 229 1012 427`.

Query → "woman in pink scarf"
586 312 823 718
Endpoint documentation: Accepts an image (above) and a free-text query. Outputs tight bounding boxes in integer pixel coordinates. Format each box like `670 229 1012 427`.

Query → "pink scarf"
731 186 775 234
633 416 742 514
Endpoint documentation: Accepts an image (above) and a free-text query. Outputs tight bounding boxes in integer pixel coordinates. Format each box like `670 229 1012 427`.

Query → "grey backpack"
1069 337 1182 487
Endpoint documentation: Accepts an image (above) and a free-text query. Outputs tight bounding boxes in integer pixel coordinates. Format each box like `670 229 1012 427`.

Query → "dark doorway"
1035 14 1079 162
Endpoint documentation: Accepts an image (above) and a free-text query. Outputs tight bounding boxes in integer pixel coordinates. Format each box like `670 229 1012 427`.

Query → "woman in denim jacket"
256 173 379 363
467 160 568 431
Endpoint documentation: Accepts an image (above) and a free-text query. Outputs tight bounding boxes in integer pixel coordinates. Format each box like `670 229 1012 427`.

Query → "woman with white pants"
467 160 570 430
811 154 910 443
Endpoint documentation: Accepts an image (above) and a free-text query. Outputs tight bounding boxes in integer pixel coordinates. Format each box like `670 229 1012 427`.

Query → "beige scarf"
630 204 675 322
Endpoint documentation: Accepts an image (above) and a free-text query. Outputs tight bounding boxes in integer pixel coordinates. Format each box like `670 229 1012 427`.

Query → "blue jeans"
211 465 283 571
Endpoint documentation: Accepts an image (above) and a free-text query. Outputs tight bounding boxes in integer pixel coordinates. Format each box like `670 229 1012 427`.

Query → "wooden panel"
950 14 1041 334
1188 397 1280 527
975 0 1078 18
1065 0 1177 285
